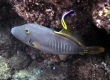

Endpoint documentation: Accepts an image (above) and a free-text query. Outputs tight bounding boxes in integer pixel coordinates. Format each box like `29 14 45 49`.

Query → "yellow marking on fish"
54 31 84 47
24 28 30 34
61 10 74 30
61 19 67 30
32 41 40 48
79 47 105 55
84 49 88 54
99 47 105 52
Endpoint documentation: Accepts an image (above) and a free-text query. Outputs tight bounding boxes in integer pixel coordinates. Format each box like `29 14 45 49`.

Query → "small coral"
92 0 110 33
0 56 11 79
12 60 68 80
12 69 43 80
12 61 45 80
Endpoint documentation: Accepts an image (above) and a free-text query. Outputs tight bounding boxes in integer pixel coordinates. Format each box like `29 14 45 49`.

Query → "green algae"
12 68 43 80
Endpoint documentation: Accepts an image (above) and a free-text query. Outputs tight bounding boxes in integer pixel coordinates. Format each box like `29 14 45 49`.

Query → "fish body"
11 24 84 55
11 24 104 60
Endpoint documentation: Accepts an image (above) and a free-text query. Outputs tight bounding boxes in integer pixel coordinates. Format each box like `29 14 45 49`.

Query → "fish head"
11 24 42 47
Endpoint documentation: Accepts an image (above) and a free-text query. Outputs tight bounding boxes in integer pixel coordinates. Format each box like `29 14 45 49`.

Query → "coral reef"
8 51 31 70
92 0 110 33
0 0 110 80
0 56 11 79
12 60 68 80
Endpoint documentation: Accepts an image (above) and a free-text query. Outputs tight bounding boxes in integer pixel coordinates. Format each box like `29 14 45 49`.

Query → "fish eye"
24 28 30 34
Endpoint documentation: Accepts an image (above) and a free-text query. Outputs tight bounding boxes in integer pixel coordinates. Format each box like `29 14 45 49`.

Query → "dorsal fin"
72 33 85 46
55 10 84 46
61 10 74 30
54 29 85 46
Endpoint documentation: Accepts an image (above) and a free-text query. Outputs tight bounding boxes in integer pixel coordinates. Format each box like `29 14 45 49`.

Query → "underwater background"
0 0 110 80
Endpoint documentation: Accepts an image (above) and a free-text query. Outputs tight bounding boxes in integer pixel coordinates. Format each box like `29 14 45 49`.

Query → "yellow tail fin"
79 46 105 55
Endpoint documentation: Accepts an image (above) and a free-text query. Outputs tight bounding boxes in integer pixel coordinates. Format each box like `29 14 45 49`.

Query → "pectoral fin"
58 55 69 60
32 41 40 49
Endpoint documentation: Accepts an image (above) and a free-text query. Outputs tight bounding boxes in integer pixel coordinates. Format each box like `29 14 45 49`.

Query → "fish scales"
47 36 72 54
37 30 82 54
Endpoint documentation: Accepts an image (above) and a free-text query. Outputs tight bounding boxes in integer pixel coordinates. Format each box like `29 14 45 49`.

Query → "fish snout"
11 27 16 35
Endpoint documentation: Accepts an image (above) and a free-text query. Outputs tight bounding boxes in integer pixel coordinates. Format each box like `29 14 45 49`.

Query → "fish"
11 23 105 60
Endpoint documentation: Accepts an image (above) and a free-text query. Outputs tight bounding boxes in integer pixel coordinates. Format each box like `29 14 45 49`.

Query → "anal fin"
58 55 69 60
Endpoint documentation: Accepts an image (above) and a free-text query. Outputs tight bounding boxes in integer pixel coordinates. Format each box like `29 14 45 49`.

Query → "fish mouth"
28 38 31 43
28 38 35 47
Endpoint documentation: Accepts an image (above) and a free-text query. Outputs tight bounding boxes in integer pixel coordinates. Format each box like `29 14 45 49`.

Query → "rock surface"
0 0 110 80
